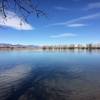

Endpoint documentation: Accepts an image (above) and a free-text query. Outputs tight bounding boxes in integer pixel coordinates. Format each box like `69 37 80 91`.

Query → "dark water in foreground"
0 50 100 100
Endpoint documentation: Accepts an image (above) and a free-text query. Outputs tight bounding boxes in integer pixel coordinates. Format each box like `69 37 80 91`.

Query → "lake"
0 50 100 100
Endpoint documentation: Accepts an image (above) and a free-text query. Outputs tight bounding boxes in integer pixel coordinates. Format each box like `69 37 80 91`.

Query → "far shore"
0 47 100 52
0 43 100 51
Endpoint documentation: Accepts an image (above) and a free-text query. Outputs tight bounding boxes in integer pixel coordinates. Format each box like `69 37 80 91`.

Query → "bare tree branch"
0 0 46 21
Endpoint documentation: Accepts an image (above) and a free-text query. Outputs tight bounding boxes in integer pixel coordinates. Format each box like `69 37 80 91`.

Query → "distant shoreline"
0 43 100 51
0 43 100 50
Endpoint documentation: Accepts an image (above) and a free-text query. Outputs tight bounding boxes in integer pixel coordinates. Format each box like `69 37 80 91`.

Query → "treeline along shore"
0 43 100 51
42 44 100 50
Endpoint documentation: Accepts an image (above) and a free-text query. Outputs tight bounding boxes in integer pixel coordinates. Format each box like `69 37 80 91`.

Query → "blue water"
0 50 100 100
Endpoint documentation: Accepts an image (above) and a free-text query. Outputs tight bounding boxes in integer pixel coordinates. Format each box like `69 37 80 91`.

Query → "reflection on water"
0 64 33 100
0 50 100 100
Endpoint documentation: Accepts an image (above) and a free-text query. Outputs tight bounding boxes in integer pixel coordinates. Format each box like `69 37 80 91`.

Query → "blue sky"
0 0 100 45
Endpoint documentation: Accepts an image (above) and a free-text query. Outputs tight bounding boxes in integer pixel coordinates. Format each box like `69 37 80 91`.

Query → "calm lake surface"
0 50 100 100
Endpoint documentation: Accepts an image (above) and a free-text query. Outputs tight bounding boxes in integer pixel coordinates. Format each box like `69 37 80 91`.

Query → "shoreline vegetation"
0 43 100 51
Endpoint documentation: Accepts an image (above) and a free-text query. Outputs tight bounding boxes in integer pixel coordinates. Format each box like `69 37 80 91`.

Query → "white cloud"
84 2 100 10
47 13 100 27
54 6 68 11
50 33 77 38
0 11 34 30
67 23 86 27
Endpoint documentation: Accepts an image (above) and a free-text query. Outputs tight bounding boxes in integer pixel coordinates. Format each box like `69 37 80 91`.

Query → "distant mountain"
0 43 13 47
0 43 40 49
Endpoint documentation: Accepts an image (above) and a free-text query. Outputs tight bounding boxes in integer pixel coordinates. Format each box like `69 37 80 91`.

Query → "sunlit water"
0 50 100 100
